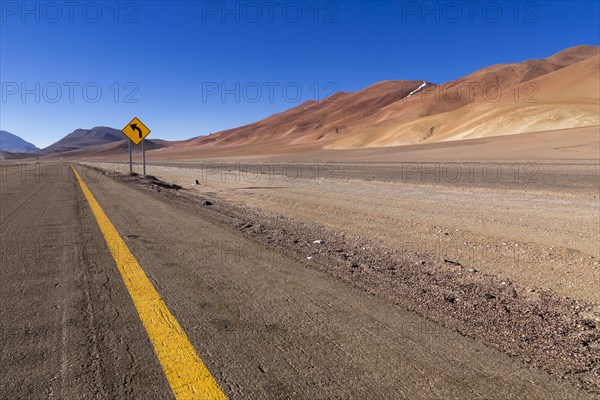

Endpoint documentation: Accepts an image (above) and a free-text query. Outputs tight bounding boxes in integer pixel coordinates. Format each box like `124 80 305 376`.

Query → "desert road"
0 163 593 399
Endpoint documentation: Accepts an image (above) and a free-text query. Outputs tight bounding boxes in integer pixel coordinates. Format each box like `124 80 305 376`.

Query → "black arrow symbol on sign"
130 123 143 139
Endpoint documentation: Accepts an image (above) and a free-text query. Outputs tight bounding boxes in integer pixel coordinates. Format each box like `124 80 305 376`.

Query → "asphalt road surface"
0 162 591 399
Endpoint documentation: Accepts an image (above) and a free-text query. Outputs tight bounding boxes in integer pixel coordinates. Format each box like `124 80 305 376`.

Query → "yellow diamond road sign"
122 117 151 145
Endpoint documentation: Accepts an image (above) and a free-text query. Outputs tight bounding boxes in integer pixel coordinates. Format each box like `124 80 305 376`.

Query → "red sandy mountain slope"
166 45 598 154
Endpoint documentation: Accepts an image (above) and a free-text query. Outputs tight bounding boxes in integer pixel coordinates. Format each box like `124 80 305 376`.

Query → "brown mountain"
0 130 40 153
40 127 124 154
44 45 599 160
53 138 171 159
157 45 598 156
0 150 26 160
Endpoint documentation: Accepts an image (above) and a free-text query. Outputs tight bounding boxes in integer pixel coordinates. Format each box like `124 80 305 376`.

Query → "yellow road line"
71 164 227 400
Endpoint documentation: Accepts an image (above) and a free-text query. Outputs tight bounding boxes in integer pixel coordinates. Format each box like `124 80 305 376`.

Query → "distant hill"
53 138 170 159
40 126 123 154
0 131 40 153
0 150 18 160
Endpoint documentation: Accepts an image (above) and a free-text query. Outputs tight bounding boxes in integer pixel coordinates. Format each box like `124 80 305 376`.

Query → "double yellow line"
71 164 226 399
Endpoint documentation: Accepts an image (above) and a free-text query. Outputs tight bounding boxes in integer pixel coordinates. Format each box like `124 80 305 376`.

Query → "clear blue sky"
1 0 599 148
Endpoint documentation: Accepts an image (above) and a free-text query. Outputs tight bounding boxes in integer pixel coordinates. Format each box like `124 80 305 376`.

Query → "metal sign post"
142 139 146 176
128 140 132 173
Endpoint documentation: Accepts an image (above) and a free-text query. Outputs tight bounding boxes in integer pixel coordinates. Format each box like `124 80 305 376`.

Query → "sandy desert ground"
82 126 600 300
81 126 600 301
87 157 600 303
